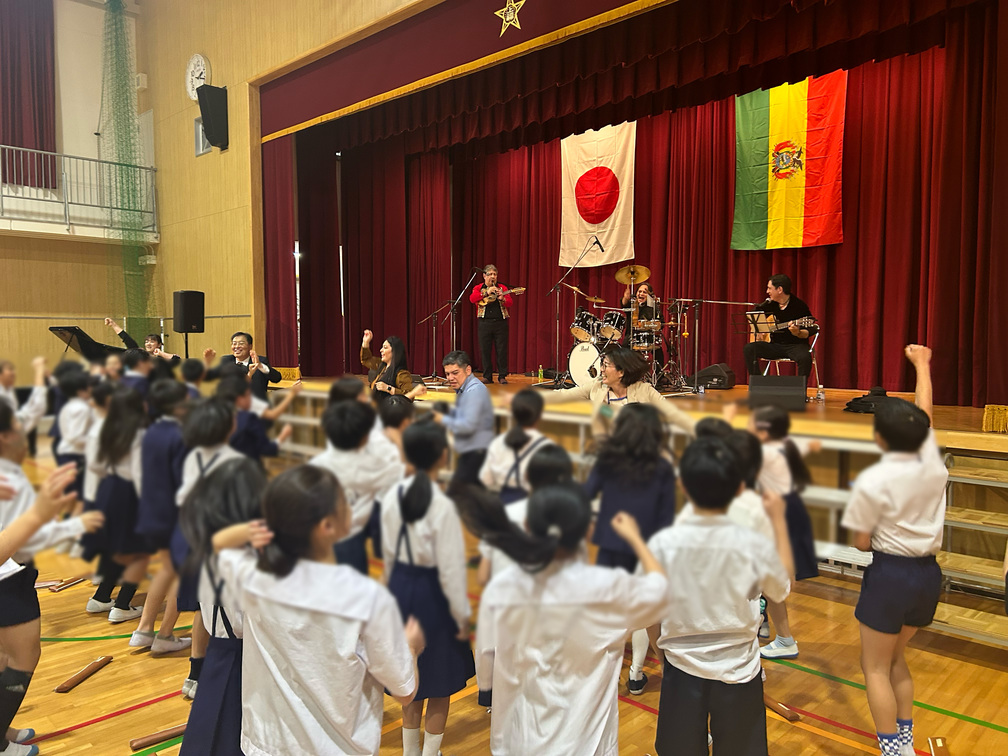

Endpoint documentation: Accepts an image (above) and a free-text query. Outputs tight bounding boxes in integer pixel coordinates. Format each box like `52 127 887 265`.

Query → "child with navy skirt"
178 457 267 756
583 403 676 696
214 376 292 465
130 379 192 655
841 345 947 756
479 388 551 504
175 398 244 699
381 421 474 756
83 387 151 624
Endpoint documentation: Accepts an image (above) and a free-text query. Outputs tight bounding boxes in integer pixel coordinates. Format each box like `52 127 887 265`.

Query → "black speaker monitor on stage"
173 290 205 333
196 85 228 150
689 363 736 390
748 375 808 412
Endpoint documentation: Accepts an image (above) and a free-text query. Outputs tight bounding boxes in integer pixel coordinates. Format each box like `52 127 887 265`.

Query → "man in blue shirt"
433 350 495 485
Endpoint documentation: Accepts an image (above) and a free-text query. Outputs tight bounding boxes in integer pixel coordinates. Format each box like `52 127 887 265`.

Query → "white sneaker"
900 744 915 756
0 741 39 756
151 636 192 656
129 630 156 649
53 541 71 555
760 638 799 659
758 619 771 639
90 574 103 586
68 542 84 559
181 678 198 699
9 730 34 745
108 606 143 624
85 598 114 613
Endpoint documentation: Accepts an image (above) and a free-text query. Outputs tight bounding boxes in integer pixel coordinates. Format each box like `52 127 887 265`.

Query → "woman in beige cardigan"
539 346 695 439
361 330 426 400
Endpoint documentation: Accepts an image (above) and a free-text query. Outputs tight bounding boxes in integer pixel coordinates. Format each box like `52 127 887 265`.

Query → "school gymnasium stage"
16 379 1008 755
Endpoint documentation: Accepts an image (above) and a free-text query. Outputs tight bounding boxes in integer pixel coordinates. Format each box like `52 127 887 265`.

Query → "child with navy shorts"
130 379 193 656
650 437 793 756
479 388 552 504
216 465 425 756
311 401 404 575
381 421 474 756
840 345 947 756
0 409 102 756
583 403 677 695
178 457 267 756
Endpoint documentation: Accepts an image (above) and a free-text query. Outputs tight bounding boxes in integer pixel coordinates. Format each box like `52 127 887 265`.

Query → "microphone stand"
542 238 597 389
443 268 484 354
418 300 453 384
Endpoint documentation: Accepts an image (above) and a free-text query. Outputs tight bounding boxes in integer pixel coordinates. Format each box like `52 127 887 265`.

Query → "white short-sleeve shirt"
841 430 947 556
476 559 667 756
650 512 790 684
217 550 416 756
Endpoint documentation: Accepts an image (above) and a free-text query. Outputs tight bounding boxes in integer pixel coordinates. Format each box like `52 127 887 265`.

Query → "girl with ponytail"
455 482 669 755
380 420 474 756
749 404 822 661
479 388 551 503
177 458 265 756
214 464 425 756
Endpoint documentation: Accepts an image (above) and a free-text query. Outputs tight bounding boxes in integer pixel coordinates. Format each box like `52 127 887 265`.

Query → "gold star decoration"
494 0 526 37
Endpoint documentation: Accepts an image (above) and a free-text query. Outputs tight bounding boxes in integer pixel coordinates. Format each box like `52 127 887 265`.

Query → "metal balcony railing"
0 143 158 235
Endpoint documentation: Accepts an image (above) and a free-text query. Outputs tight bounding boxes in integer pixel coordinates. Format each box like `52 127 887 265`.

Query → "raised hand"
203 347 217 363
362 329 374 347
79 511 105 533
904 344 932 367
32 464 79 521
610 511 642 544
248 519 274 550
762 490 786 522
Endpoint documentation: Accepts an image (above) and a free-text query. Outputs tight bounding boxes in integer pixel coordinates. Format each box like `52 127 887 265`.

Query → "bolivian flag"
731 70 847 250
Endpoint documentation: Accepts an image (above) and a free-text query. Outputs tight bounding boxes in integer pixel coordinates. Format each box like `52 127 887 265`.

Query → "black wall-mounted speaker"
196 85 228 150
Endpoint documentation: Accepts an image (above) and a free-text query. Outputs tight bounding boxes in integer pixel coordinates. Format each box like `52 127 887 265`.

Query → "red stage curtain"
406 152 452 376
326 0 976 154
0 0 56 185
261 136 298 367
296 128 345 376
341 136 409 376
452 141 562 374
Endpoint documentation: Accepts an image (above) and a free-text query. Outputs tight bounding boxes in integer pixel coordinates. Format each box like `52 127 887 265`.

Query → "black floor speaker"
687 363 736 390
748 374 808 412
173 290 205 333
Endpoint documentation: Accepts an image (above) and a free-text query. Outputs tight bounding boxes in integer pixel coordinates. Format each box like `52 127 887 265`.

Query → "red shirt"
470 283 513 318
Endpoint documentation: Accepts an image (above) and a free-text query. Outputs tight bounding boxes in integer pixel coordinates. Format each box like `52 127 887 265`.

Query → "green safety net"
101 0 162 340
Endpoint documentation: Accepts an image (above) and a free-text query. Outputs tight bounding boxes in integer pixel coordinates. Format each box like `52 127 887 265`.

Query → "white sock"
422 731 443 756
402 727 421 756
630 629 649 680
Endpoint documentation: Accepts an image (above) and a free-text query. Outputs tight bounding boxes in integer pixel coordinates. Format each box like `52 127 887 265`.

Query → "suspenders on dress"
205 557 237 640
502 436 548 491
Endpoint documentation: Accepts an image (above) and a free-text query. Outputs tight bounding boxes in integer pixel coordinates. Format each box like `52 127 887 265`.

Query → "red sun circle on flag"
574 166 620 224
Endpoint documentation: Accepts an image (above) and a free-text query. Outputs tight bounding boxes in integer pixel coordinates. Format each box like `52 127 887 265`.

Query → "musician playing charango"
743 273 818 376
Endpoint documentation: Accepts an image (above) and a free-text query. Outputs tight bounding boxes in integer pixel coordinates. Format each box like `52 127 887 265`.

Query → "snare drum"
599 311 626 341
570 309 601 342
638 319 663 332
631 331 661 351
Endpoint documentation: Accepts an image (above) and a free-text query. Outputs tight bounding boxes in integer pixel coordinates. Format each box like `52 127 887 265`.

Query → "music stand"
740 311 775 336
49 326 124 363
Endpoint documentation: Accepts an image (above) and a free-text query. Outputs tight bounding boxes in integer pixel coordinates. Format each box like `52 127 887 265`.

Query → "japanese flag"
559 122 635 268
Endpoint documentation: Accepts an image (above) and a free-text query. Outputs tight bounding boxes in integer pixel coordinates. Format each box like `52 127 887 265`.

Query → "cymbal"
614 264 651 285
561 282 587 296
585 295 605 304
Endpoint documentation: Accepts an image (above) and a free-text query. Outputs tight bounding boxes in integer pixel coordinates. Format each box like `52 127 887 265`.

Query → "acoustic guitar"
479 286 526 306
752 315 818 342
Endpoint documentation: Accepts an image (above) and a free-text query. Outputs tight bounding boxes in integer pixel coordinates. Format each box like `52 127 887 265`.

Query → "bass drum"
567 342 603 388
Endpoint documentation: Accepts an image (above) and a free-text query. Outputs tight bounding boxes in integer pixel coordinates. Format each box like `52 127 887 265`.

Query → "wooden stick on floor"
48 574 89 592
764 692 801 722
129 723 186 751
34 579 61 589
54 656 112 693
929 736 951 756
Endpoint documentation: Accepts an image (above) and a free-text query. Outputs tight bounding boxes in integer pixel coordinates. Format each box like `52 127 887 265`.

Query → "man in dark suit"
203 331 282 400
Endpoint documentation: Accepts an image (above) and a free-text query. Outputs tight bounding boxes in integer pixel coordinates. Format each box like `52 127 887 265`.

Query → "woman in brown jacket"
361 330 426 401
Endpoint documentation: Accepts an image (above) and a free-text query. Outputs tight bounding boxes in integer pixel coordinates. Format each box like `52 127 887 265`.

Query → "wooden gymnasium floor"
14 385 1008 756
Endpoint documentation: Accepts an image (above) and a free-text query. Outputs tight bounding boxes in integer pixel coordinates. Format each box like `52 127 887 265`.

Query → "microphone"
592 236 606 254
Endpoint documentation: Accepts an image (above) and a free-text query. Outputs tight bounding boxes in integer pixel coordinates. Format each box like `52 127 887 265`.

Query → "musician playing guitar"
470 264 520 384
743 273 818 376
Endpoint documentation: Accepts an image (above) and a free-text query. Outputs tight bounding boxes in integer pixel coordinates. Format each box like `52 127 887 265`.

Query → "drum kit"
560 264 687 389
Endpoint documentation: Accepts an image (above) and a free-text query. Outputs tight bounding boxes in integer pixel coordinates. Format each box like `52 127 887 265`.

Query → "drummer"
620 282 665 368
621 282 659 320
